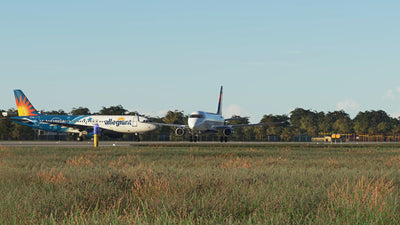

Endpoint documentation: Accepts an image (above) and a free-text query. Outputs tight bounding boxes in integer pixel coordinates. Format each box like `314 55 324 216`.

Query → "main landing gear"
189 135 199 142
188 135 229 143
133 133 141 142
77 133 86 141
220 136 228 143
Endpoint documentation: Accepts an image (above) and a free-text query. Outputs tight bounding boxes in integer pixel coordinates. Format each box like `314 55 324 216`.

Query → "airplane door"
131 116 138 127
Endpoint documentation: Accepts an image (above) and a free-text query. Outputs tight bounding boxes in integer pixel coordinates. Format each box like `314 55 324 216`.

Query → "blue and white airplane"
154 86 283 142
10 90 157 140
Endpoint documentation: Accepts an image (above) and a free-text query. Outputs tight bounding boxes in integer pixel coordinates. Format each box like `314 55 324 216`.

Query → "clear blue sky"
1 1 400 122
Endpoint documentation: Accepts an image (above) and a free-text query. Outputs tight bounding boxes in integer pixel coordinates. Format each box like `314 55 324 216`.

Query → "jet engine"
223 127 234 136
175 127 186 136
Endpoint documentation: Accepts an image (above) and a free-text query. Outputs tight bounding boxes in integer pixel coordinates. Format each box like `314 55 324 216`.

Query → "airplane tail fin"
217 86 223 115
14 89 40 116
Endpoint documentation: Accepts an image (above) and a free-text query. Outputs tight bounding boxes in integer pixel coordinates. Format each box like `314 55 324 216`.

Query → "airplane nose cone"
188 118 197 129
148 124 158 131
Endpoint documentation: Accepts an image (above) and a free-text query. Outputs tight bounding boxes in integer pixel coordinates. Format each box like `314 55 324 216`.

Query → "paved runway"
0 141 399 147
0 141 273 147
0 141 139 147
0 141 317 147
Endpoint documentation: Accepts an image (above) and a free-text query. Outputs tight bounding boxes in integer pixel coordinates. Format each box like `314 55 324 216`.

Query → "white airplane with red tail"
154 86 284 142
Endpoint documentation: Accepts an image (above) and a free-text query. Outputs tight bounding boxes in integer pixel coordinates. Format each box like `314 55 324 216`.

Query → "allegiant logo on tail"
14 91 39 117
104 119 132 126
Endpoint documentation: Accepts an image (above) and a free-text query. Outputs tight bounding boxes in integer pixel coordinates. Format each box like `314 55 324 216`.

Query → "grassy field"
0 143 400 224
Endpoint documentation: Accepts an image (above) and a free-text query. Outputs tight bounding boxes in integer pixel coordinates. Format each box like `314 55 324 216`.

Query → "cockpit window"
190 114 204 118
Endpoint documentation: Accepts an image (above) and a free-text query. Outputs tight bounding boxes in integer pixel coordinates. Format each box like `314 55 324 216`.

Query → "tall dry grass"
0 144 399 224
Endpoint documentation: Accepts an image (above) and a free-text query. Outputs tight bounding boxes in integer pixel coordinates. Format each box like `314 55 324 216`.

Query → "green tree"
353 110 392 134
290 108 319 136
71 107 91 115
263 114 289 132
0 110 12 140
259 114 289 141
1 108 30 140
162 110 187 141
227 116 249 141
326 111 353 134
332 118 353 134
98 105 127 115
391 118 400 133
10 123 35 140
280 127 299 142
377 122 390 134
163 110 186 125
253 126 264 141
243 126 257 141
42 110 67 115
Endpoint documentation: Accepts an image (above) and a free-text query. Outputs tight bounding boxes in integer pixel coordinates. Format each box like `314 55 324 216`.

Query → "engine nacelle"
175 127 186 136
223 127 234 136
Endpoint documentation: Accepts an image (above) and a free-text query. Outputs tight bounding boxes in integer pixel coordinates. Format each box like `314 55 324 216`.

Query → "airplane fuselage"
11 115 157 135
188 111 224 132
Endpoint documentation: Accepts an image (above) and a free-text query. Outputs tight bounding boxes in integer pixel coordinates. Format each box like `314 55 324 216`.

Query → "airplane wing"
10 117 94 132
224 117 249 122
39 120 95 131
150 122 189 128
215 121 285 129
42 120 127 138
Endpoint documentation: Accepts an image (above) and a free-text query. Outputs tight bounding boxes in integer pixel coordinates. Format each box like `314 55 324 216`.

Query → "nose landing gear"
190 135 199 142
133 133 140 142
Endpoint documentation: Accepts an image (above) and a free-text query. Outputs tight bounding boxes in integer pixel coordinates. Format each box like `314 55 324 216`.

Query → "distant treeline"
1 106 400 141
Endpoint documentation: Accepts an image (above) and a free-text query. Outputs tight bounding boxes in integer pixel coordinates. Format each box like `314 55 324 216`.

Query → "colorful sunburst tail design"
14 89 39 117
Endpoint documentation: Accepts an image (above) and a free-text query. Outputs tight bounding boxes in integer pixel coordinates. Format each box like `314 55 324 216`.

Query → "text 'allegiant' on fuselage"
104 119 132 126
